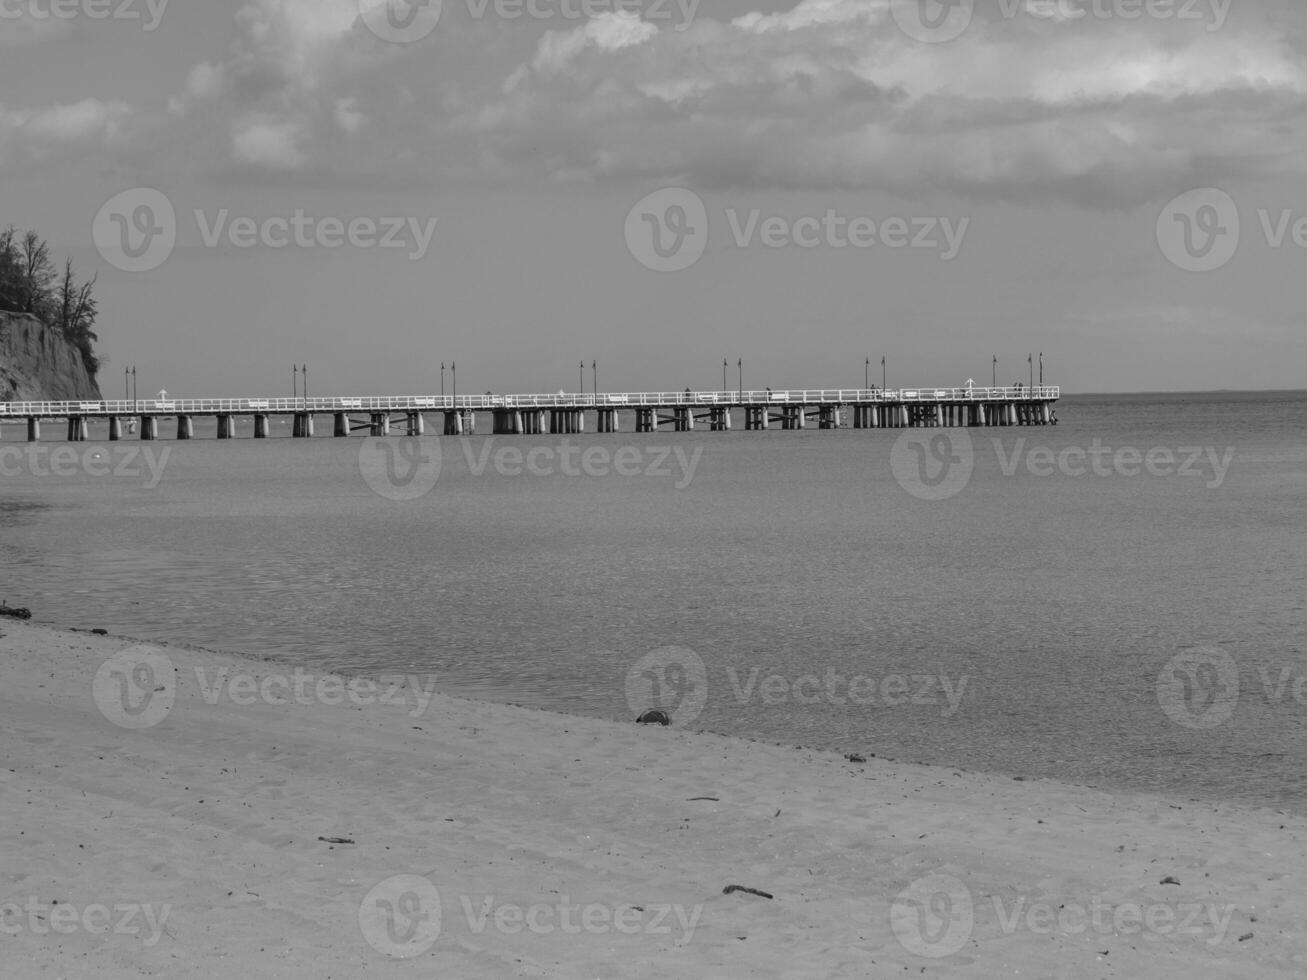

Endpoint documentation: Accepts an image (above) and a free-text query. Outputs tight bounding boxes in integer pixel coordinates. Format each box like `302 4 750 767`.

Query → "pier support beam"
108 417 122 441
253 414 269 439
709 407 732 431
140 416 158 441
333 413 349 438
492 409 523 435
26 417 39 442
293 413 314 438
406 412 425 437
66 416 88 442
596 408 619 433
176 415 194 440
216 415 235 439
443 411 462 436
634 408 656 433
373 413 392 437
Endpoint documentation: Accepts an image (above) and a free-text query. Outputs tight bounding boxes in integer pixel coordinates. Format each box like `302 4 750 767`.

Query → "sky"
2 0 1306 397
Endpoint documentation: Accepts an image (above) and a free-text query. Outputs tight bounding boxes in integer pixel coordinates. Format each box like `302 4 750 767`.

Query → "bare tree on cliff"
56 258 100 375
16 230 55 322
0 226 20 312
0 226 102 377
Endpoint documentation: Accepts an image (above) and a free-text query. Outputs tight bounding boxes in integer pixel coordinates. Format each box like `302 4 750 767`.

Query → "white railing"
0 386 1060 418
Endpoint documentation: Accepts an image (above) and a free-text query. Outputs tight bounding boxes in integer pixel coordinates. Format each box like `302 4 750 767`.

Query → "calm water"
3 391 1306 811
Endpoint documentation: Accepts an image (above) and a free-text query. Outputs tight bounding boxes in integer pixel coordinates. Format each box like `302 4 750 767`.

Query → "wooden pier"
0 386 1059 441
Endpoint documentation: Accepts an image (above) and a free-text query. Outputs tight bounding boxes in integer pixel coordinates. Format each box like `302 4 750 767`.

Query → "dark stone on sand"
636 710 671 726
0 604 32 620
723 885 774 900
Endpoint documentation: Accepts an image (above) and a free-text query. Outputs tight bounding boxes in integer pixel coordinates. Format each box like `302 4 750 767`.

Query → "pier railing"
0 386 1060 418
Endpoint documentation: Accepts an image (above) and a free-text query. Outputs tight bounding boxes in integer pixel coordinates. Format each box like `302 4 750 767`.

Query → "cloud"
0 97 135 167
19 0 1301 204
231 116 307 169
455 0 1307 204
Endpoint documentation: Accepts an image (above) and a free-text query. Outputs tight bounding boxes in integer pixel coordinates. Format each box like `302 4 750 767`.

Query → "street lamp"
579 360 584 396
881 355 886 390
440 362 445 398
451 362 456 401
723 358 727 393
865 356 870 389
302 364 308 406
1039 352 1044 387
1028 353 1033 390
992 354 997 390
592 361 597 398
737 358 743 399
293 364 298 400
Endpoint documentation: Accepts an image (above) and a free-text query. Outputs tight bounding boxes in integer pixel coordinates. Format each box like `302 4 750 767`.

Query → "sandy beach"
1 620 1303 979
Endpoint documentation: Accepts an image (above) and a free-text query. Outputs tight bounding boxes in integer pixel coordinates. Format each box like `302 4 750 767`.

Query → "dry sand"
1 620 1303 978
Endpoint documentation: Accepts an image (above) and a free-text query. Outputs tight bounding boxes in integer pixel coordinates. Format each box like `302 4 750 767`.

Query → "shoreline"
3 619 1305 977
24 613 1299 819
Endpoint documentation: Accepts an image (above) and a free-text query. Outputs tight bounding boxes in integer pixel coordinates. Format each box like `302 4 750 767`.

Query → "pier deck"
0 385 1059 440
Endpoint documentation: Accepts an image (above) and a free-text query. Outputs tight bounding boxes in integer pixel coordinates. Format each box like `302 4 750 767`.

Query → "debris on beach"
844 753 866 764
686 796 719 802
318 836 355 845
0 604 32 620
1160 875 1181 885
636 710 671 726
722 885 773 900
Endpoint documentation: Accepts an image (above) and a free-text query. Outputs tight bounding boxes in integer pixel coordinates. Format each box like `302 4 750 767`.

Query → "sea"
2 390 1305 812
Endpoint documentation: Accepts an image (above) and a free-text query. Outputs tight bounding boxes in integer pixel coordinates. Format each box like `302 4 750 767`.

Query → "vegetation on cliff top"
0 227 101 378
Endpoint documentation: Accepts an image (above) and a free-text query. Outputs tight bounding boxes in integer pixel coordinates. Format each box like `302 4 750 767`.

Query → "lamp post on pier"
302 365 307 406
881 355 886 390
992 354 997 390
865 356 870 389
723 358 727 393
440 362 445 398
1039 352 1044 387
451 362 456 401
292 365 297 400
737 358 743 400
592 361 597 398
1028 353 1033 391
